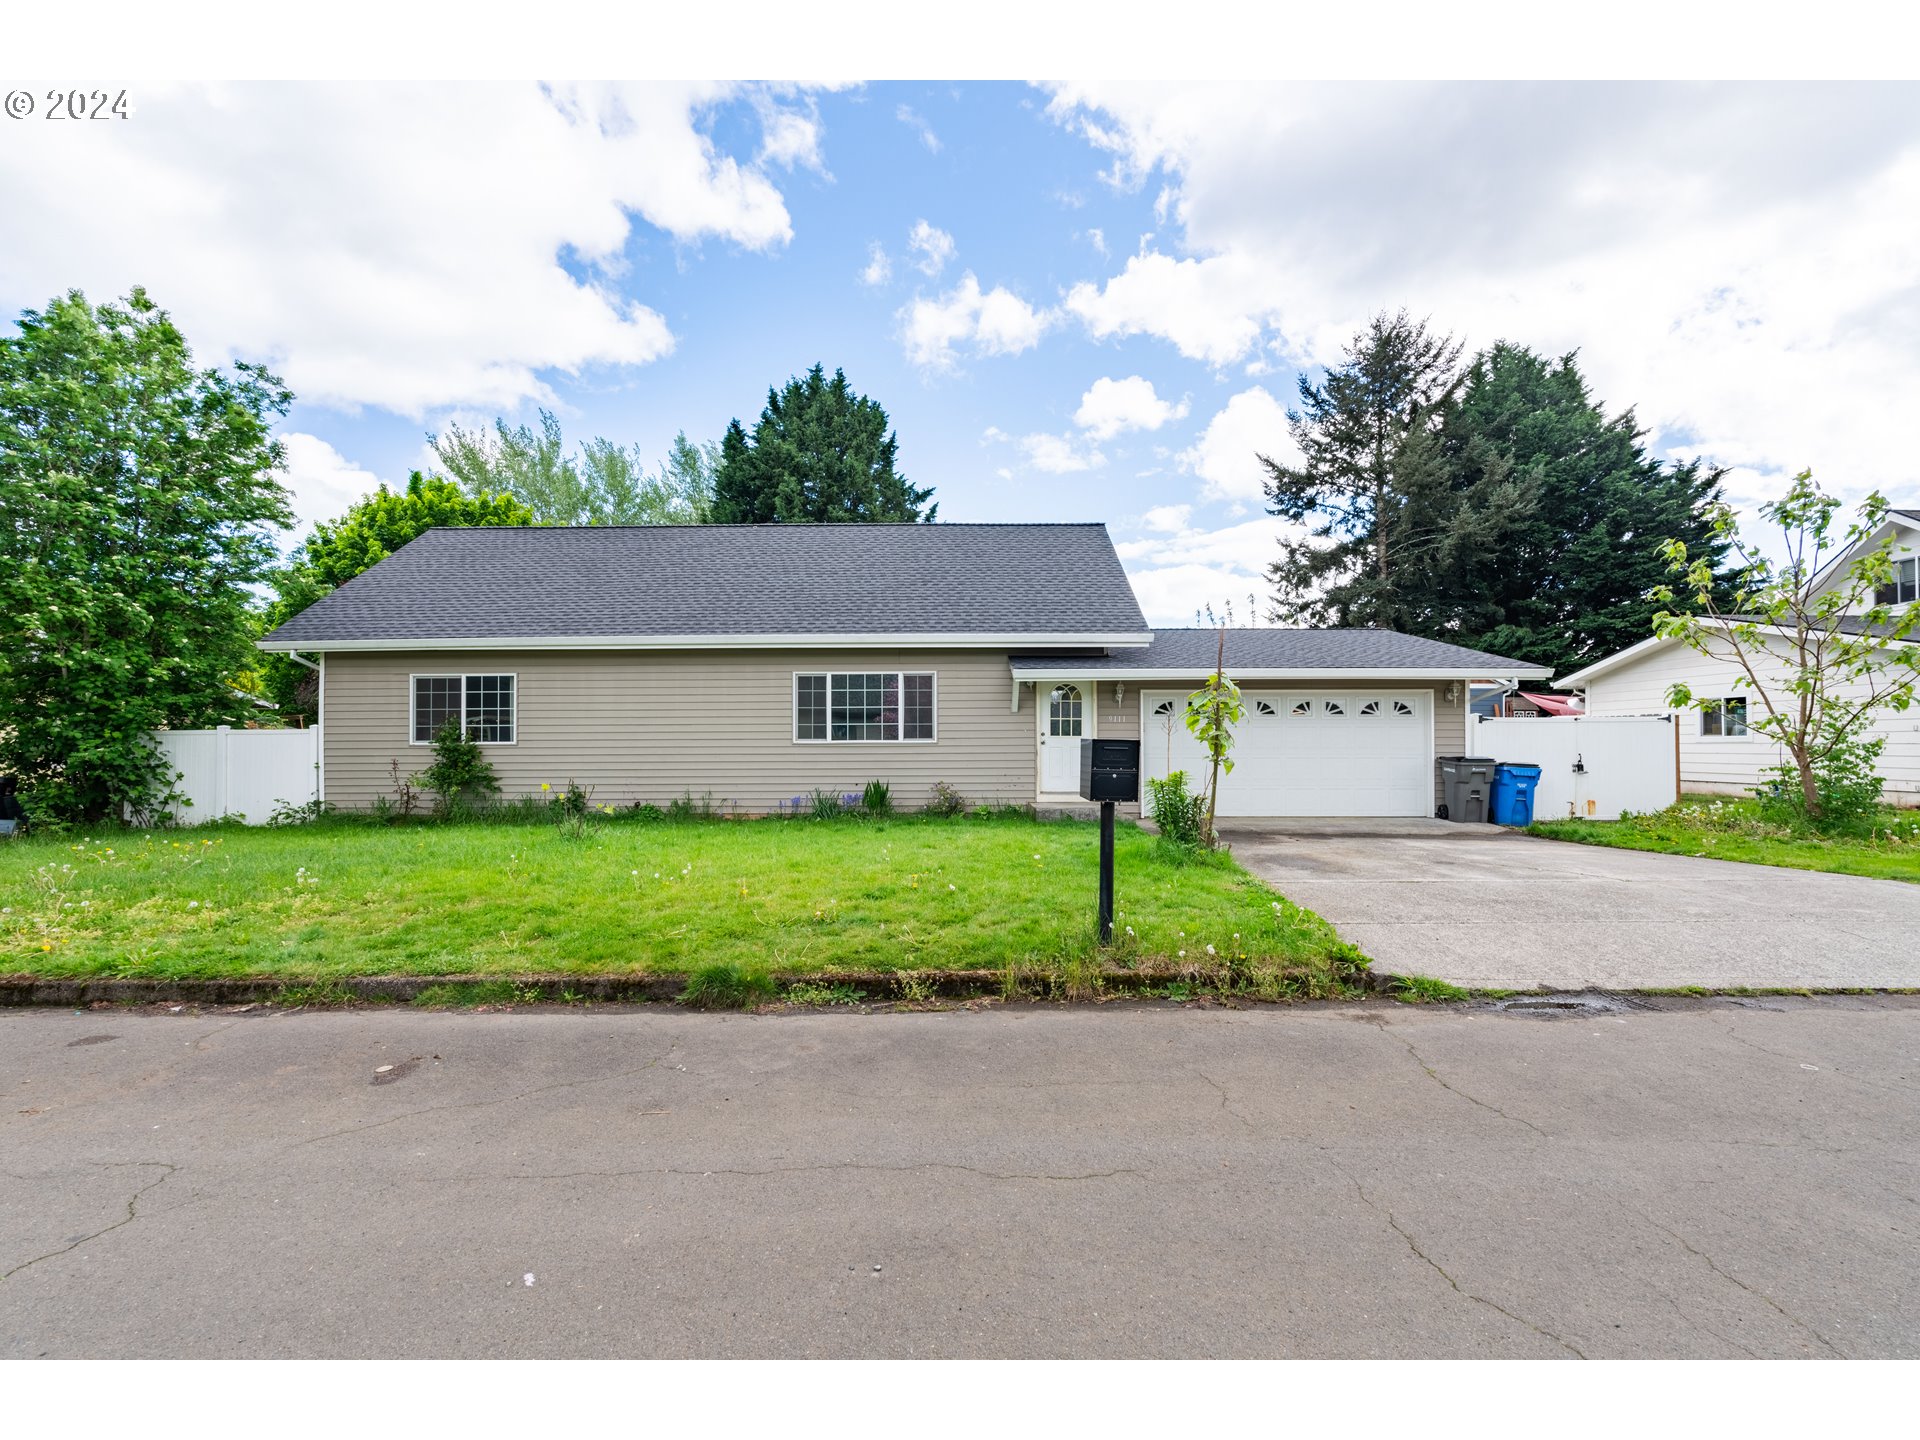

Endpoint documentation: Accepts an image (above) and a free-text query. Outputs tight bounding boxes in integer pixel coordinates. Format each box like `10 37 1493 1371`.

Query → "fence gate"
144 726 320 825
1471 715 1677 822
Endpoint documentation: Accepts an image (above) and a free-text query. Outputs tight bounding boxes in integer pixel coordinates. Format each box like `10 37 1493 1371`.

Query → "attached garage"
1140 688 1433 817
1013 628 1554 819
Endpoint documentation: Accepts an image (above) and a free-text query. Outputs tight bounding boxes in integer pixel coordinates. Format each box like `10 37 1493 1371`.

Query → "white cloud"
279 432 384 534
0 82 816 417
1065 250 1275 369
1086 227 1108 256
1178 387 1300 502
896 104 942 154
753 93 826 173
1045 82 1920 504
1073 374 1190 439
859 242 892 287
899 273 1053 370
983 425 1105 475
907 219 956 277
1141 503 1192 532
1117 515 1296 627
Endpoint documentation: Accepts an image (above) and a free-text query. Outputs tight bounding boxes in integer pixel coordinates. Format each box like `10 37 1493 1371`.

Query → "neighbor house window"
1700 697 1748 738
1876 556 1919 607
794 672 936 742
412 674 516 744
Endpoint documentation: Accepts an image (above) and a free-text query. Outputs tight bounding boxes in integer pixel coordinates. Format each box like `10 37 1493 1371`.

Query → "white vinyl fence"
1472 714 1678 822
145 726 320 825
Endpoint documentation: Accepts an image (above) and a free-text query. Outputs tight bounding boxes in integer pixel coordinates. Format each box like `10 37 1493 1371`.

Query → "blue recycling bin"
1489 763 1543 826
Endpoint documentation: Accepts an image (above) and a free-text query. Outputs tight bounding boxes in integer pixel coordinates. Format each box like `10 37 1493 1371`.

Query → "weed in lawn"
666 791 720 822
782 980 867 1007
273 979 362 1007
680 962 776 1009
925 781 967 817
1393 974 1473 1004
895 971 939 1005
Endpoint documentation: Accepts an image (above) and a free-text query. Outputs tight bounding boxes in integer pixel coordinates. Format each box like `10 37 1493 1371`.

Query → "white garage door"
1139 689 1434 817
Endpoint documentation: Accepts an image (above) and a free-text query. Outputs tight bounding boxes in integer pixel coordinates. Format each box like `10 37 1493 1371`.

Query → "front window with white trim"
412 674 516 744
1876 556 1918 607
1700 697 1748 738
795 672 936 742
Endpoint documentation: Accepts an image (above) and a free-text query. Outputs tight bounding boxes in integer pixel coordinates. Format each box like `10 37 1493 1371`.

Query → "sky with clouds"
3 79 1916 625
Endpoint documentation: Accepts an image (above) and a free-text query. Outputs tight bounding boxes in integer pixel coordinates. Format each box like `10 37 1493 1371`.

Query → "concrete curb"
0 965 1381 1008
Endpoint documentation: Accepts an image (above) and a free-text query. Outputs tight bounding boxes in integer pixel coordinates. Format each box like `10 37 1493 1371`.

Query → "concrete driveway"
1221 819 1920 991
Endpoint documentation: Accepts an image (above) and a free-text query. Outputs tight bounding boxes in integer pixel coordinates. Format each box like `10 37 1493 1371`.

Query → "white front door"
1038 682 1090 794
1140 688 1433 816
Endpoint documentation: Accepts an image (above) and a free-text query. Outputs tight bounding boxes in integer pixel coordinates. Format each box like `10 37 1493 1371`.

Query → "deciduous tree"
1653 472 1920 826
0 288 292 821
431 411 714 526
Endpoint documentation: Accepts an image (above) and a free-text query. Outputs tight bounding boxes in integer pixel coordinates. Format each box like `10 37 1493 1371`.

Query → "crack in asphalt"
1643 1281 1761 1359
1631 1208 1845 1358
284 1041 683 1152
1326 1156 1587 1358
0 1161 178 1283
408 1161 1146 1185
189 1020 243 1052
1710 1017 1920 1099
1192 1070 1257 1132
1372 1022 1551 1138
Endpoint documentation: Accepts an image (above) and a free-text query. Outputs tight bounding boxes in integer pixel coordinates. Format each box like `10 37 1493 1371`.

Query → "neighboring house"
1557 508 1920 807
258 523 1551 819
1468 684 1583 718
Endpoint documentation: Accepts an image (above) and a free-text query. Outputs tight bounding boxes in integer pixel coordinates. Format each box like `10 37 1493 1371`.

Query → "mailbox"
1079 737 1141 803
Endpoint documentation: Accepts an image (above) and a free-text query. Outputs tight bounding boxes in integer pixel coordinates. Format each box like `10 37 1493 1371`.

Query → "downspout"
283 651 323 805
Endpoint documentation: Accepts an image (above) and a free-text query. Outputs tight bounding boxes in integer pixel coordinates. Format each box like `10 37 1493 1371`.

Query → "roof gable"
260 523 1151 651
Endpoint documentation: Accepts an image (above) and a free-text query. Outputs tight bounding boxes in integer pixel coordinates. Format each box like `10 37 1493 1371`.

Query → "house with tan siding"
258 523 1552 818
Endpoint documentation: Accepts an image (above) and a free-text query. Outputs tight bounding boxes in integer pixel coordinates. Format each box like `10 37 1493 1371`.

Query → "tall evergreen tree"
710 364 934 523
1436 344 1730 671
0 288 292 821
1263 311 1513 628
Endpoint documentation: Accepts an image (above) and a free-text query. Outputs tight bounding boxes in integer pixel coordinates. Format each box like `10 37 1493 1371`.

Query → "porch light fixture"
1114 681 1126 705
1445 681 1462 703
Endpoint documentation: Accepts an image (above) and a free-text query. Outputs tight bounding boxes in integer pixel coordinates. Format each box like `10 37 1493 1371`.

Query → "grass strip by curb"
0 965 1387 1010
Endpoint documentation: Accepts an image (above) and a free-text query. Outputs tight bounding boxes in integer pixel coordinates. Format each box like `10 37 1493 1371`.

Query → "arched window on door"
1049 684 1084 737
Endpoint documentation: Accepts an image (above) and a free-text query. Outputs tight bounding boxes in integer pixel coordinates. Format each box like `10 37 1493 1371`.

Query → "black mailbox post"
1078 738 1140 944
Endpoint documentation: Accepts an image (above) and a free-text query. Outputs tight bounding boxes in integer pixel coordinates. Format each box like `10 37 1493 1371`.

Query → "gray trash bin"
1436 755 1497 823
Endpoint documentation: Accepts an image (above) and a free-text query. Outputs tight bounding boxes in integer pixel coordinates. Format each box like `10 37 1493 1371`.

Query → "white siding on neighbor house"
1576 637 1920 806
323 648 1037 813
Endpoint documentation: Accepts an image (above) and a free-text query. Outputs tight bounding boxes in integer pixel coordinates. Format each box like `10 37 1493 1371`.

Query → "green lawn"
0 813 1360 989
1529 796 1920 883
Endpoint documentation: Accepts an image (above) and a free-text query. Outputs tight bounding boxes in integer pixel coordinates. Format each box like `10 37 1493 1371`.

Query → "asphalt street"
2 997 1916 1358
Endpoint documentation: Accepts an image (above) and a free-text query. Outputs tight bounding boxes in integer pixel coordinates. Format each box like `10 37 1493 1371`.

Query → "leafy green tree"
259 472 532 718
1263 311 1483 627
0 288 293 822
431 410 714 525
1653 472 1920 827
1431 344 1729 671
1182 630 1245 849
710 364 934 523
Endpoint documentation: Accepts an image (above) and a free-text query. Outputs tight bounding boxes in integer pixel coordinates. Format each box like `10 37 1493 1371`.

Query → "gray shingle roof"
1011 627 1552 674
261 523 1150 648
